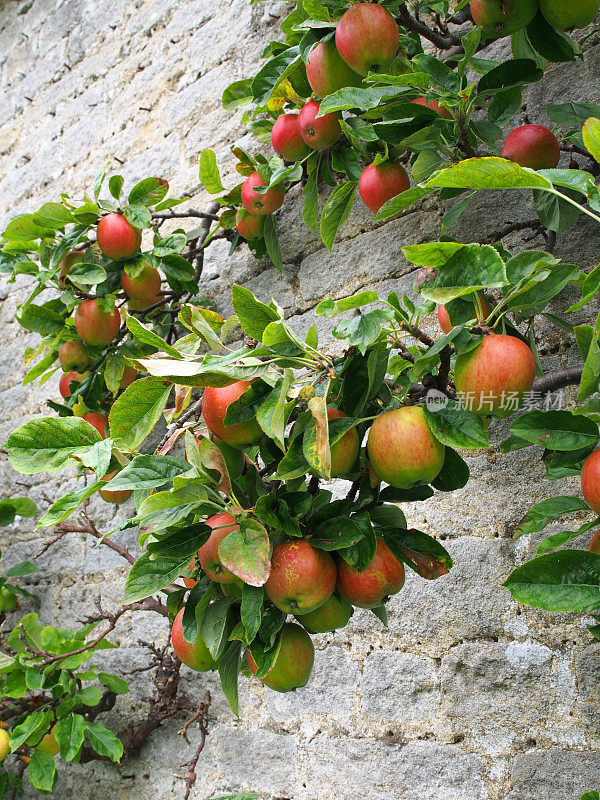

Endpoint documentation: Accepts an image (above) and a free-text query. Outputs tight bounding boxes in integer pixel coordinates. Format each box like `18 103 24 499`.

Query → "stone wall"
1 1 600 798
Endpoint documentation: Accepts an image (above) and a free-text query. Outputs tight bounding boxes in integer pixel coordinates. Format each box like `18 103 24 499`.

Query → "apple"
246 622 314 692
59 250 83 281
211 435 245 480
99 470 132 504
270 113 310 162
74 299 121 346
59 370 87 399
83 412 107 437
297 593 352 633
589 530 600 554
234 209 265 241
327 408 360 477
501 124 560 170
411 96 451 119
121 264 161 300
171 608 217 671
96 213 142 260
358 161 410 214
470 0 539 37
540 0 599 29
197 512 240 583
37 727 59 756
264 539 336 614
298 100 341 150
306 40 362 99
0 729 9 762
336 536 405 608
241 172 285 216
367 406 445 488
437 295 492 334
201 380 263 449
119 365 138 389
581 449 600 515
335 4 399 76
454 333 536 417
59 341 89 372
0 586 17 613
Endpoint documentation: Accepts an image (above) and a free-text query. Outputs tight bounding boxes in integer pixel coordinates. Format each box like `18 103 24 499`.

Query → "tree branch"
533 365 584 396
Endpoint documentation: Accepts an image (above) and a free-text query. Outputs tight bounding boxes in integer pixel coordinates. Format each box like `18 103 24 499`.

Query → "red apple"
470 0 539 37
327 408 360 477
589 530 600 553
336 536 405 608
59 341 89 372
540 0 599 29
99 470 132 504
197 512 240 583
74 299 121 346
96 213 142 260
358 161 410 214
270 113 310 162
367 406 445 489
247 622 314 692
83 412 107 437
121 264 161 300
581 450 600 515
501 124 560 170
306 40 362 99
335 4 399 76
297 593 352 633
59 369 87 399
201 380 263 449
298 100 341 150
241 172 285 216
264 539 336 615
411 96 451 119
234 209 265 241
454 333 536 417
171 608 217 671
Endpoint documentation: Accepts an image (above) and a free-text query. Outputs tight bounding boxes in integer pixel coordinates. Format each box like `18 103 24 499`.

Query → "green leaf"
5 560 39 577
218 519 271 587
514 496 590 538
84 721 123 762
10 710 53 749
537 518 599 555
28 750 57 793
425 157 553 191
55 714 86 761
241 584 264 643
525 9 580 63
510 410 599 452
579 309 600 402
231 284 280 340
31 202 76 229
316 291 379 318
200 597 239 660
97 672 129 694
123 204 152 228
412 53 460 93
6 417 102 474
263 214 282 270
374 185 431 221
583 117 600 163
104 455 189 490
504 550 600 613
424 401 489 450
415 243 508 303
311 516 364 550
252 46 301 105
36 481 104 528
128 177 169 207
302 167 319 232
124 553 192 603
218 640 243 716
320 180 357 249
199 149 225 194
256 372 293 451
477 58 543 93
319 86 403 115
548 103 600 126
76 686 104 706
108 377 172 450
126 316 183 357
431 447 469 492
222 79 254 110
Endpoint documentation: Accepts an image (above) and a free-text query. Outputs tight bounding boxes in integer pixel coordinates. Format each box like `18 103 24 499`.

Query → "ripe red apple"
119 365 138 389
540 0 599 29
201 380 263 449
171 608 217 671
270 113 310 162
367 406 445 489
264 539 336 615
247 622 314 692
327 408 360 477
121 264 161 300
83 412 107 437
297 593 352 633
454 333 536 417
306 40 362 99
336 536 405 608
581 450 600 515
437 295 492 335
411 96 451 119
358 161 410 214
96 213 142 260
298 100 341 150
501 124 560 170
59 340 89 372
589 530 600 553
241 172 285 216
234 209 265 241
335 3 399 76
470 0 539 37
59 250 83 281
74 299 121 346
99 470 132 504
197 512 240 583
59 369 87 399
